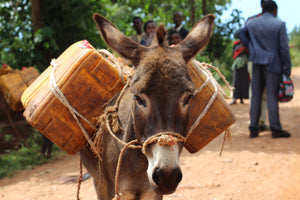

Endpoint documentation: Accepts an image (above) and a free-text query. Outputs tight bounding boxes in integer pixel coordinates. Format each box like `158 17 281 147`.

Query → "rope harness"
49 51 232 200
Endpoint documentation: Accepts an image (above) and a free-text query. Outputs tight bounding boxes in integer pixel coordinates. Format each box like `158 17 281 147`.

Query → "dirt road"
1 67 299 200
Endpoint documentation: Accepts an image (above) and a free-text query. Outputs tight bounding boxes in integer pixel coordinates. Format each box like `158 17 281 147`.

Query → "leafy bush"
290 27 300 67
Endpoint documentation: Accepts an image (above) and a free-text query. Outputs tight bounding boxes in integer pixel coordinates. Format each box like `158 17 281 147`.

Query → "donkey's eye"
183 94 194 106
133 95 146 107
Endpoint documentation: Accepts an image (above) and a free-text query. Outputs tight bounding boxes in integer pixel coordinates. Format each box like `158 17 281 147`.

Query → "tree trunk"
30 0 41 34
202 0 207 15
189 0 196 26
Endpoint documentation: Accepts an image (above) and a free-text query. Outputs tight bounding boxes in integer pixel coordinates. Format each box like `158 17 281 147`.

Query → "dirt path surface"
1 68 300 200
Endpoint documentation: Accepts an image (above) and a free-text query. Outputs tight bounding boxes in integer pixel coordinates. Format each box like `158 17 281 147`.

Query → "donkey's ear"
177 14 215 63
93 13 146 66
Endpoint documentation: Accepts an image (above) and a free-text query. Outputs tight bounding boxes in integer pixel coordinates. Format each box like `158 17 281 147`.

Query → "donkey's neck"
122 115 137 142
116 88 137 143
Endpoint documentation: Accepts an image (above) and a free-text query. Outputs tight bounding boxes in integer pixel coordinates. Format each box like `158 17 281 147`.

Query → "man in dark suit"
238 0 291 138
246 0 268 132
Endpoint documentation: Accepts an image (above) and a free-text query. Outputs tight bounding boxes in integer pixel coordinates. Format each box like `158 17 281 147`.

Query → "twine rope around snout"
106 116 186 200
112 133 185 200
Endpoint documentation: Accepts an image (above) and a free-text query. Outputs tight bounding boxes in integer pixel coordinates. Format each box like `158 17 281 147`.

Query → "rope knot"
106 105 118 113
157 134 177 146
97 105 122 136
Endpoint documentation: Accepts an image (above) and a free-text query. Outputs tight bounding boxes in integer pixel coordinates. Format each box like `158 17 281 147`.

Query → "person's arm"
279 22 292 76
237 27 250 49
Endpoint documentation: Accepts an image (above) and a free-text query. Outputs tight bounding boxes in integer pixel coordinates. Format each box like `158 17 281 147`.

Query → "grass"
0 129 65 179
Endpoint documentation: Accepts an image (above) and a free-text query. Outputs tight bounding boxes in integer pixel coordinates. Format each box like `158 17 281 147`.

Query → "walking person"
238 0 291 138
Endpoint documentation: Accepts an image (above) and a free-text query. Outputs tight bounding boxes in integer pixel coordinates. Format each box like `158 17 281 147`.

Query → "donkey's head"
93 13 214 195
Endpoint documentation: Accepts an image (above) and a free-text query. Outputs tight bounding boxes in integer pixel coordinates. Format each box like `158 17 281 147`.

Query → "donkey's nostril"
152 167 182 187
175 168 182 183
152 168 161 185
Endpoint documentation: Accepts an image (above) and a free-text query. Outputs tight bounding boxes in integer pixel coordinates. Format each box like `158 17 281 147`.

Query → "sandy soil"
0 67 300 200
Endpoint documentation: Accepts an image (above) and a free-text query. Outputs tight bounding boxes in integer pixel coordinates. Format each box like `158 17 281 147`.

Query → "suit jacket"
238 12 291 75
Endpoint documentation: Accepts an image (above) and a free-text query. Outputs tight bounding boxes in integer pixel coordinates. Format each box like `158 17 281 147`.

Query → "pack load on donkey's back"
21 38 235 155
21 40 132 154
0 64 39 112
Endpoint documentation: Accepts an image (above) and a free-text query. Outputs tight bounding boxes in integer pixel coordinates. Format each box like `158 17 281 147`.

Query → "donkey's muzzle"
152 167 182 194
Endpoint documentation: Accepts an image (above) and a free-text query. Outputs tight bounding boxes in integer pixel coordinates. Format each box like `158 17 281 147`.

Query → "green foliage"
3 134 15 143
0 0 34 69
93 0 231 36
289 26 300 67
31 0 105 71
0 129 64 179
0 0 240 73
202 9 245 83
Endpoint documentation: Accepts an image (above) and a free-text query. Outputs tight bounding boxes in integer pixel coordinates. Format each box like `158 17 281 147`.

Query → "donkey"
79 13 214 200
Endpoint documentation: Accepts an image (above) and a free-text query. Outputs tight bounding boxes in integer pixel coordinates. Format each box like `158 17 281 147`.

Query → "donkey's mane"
156 25 167 46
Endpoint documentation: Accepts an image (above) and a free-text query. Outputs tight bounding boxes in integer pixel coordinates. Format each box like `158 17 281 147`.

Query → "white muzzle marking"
146 141 180 187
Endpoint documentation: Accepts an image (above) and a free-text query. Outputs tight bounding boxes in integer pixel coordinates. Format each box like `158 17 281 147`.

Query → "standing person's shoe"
271 130 291 138
249 130 259 138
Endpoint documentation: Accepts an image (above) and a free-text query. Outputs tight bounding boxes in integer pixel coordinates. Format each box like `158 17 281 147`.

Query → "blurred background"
0 0 299 178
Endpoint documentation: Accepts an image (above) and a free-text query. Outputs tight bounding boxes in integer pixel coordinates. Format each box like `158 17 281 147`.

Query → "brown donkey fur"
80 13 215 200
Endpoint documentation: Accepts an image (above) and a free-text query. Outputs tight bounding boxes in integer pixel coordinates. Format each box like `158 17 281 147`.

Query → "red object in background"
232 40 248 59
82 40 93 49
0 64 13 75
